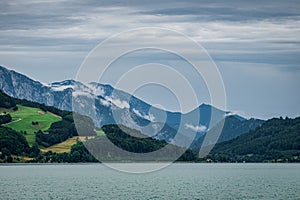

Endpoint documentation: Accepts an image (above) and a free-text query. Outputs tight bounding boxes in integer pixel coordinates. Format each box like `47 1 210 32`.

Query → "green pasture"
3 105 61 146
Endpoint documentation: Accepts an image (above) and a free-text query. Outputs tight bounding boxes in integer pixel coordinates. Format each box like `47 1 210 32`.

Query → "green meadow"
95 129 106 136
4 105 61 146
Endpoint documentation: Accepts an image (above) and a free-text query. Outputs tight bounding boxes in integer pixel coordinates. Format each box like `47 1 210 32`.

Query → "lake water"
0 163 299 199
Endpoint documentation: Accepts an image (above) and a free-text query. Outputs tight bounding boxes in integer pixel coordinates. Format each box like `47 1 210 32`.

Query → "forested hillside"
204 117 300 162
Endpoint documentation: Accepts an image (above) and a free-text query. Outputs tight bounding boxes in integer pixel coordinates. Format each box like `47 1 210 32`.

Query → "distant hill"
0 90 196 162
204 117 300 162
191 116 264 151
0 65 263 149
0 90 96 147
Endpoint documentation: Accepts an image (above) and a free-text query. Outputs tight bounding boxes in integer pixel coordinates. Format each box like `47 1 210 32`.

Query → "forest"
202 117 300 162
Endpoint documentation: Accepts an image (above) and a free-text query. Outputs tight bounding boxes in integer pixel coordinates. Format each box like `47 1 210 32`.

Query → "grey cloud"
132 0 300 21
138 7 300 22
211 51 300 66
0 13 83 30
0 35 96 50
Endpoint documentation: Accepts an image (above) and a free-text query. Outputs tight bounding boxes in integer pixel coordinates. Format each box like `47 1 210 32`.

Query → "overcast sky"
0 0 299 119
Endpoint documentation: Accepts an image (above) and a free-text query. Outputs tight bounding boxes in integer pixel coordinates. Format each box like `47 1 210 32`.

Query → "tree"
30 143 40 157
32 121 39 125
4 155 13 163
0 114 12 125
0 127 30 155
70 151 81 162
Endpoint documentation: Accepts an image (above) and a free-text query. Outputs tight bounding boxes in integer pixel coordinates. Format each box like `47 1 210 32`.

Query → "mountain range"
0 65 263 150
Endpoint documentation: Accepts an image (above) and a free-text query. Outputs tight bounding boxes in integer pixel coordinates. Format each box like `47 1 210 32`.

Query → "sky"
0 0 299 119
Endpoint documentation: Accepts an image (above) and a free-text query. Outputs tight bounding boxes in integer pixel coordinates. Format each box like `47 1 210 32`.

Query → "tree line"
0 114 12 125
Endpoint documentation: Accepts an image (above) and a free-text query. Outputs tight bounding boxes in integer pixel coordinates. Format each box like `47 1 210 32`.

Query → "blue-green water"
0 163 299 199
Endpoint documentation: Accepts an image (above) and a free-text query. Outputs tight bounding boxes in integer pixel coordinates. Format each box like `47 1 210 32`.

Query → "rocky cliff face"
0 66 74 110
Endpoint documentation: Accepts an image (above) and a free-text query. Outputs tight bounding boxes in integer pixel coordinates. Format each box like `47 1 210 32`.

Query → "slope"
191 116 264 151
206 117 300 162
4 105 61 145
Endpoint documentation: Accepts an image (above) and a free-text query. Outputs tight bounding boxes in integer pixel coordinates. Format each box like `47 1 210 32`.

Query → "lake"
0 163 299 199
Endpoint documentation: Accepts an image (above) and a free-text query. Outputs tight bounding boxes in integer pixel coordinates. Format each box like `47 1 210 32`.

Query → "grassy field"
3 105 61 146
95 129 106 136
40 136 95 153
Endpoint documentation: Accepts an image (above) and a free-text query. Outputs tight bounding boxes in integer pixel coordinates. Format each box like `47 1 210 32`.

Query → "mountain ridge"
0 65 240 118
0 65 263 148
